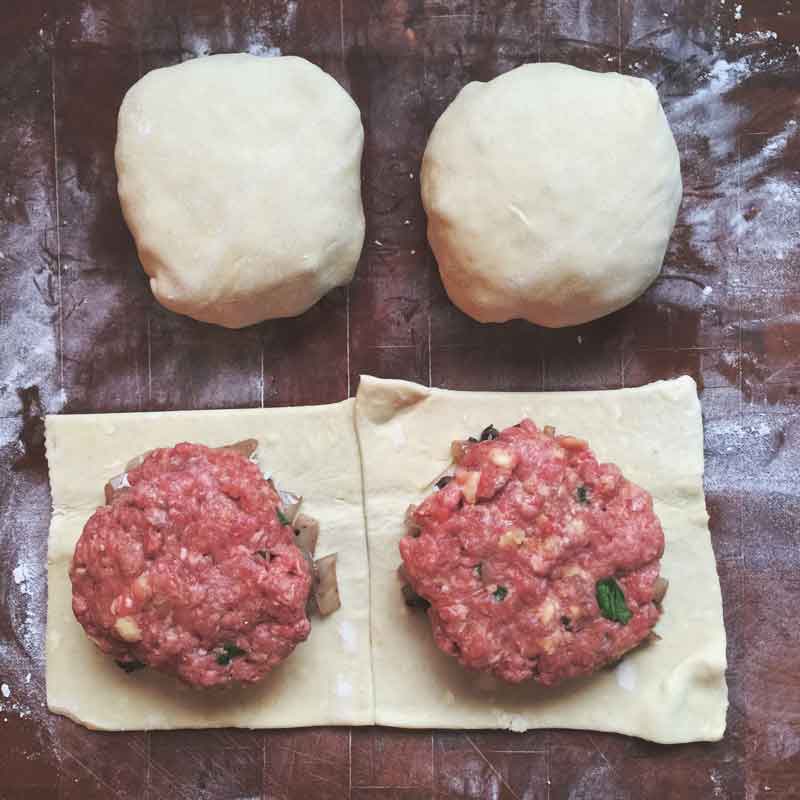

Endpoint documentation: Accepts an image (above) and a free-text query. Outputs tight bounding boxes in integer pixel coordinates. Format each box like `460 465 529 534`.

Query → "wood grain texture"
2 0 799 798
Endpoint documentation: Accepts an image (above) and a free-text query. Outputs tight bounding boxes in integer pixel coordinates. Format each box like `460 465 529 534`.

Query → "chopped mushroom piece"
293 514 319 557
404 505 421 537
401 583 430 610
218 438 258 459
313 554 341 617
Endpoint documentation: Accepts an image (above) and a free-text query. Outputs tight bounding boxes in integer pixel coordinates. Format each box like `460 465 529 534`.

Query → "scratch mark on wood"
346 285 352 398
145 731 151 800
339 0 345 60
427 308 432 387
465 734 521 800
58 744 124 798
260 342 265 408
587 735 612 770
147 316 152 403
50 53 64 397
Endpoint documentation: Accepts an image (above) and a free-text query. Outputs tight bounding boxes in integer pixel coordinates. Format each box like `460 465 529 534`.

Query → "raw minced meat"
399 420 666 686
70 442 312 688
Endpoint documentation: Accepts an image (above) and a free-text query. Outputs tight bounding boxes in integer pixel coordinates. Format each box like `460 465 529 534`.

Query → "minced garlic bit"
114 616 142 642
460 471 481 504
489 448 513 468
499 528 526 548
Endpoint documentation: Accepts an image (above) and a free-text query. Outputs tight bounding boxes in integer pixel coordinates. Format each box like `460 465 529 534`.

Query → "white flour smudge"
1 684 10 699
247 44 282 58
12 564 28 594
185 34 212 59
615 659 638 692
335 674 353 699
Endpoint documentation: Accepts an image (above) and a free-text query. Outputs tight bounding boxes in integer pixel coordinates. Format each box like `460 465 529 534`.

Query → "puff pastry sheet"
46 378 727 741
45 400 373 730
355 375 727 744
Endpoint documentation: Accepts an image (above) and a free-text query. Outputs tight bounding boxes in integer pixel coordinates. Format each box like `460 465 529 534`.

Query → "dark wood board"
1 1 798 797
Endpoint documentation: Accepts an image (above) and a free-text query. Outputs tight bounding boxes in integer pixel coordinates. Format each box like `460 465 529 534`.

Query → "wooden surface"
1 1 799 798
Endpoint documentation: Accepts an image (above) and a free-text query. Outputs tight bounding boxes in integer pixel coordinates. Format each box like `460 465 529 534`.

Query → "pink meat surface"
400 420 665 686
70 442 311 688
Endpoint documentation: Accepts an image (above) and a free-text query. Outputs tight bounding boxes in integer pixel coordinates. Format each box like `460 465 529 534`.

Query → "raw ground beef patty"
70 442 312 688
399 420 666 686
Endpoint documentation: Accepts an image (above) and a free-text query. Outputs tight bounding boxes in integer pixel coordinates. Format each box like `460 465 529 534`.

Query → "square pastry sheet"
45 399 373 730
355 375 727 744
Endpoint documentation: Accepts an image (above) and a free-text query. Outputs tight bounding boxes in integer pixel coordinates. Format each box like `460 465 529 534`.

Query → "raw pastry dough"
355 375 727 743
116 54 365 328
421 63 682 327
45 400 372 730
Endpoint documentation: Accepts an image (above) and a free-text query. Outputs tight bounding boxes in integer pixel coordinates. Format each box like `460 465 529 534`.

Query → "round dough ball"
116 54 365 328
421 63 682 328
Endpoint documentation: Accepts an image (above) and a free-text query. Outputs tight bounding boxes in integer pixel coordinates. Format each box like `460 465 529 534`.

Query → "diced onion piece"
276 487 302 523
461 471 481 504
114 616 142 642
653 576 669 604
313 554 341 617
499 528 526 548
104 470 131 504
124 451 149 472
293 514 319 557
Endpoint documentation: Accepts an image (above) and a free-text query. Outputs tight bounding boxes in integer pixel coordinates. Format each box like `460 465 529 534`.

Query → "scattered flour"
615 659 638 692
12 564 28 594
337 620 358 654
335 674 353 699
1 684 10 699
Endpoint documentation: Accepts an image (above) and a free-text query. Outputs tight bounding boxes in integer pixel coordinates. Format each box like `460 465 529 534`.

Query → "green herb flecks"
216 643 247 666
596 578 632 624
473 563 483 579
576 485 590 505
492 585 508 602
115 659 145 673
276 508 290 526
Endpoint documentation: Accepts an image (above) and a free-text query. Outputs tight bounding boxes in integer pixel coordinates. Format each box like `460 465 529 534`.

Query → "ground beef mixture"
399 420 666 686
70 442 312 688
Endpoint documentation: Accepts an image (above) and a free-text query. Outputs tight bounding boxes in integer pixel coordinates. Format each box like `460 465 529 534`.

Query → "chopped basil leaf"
492 585 508 601
216 643 247 666
435 475 453 490
115 659 145 673
467 436 478 443
596 578 632 624
276 508 290 526
255 550 269 559
576 485 590 504
480 425 500 441
473 563 483 578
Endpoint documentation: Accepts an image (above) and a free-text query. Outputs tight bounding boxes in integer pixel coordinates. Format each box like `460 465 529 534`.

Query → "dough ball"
421 63 682 328
116 54 365 328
